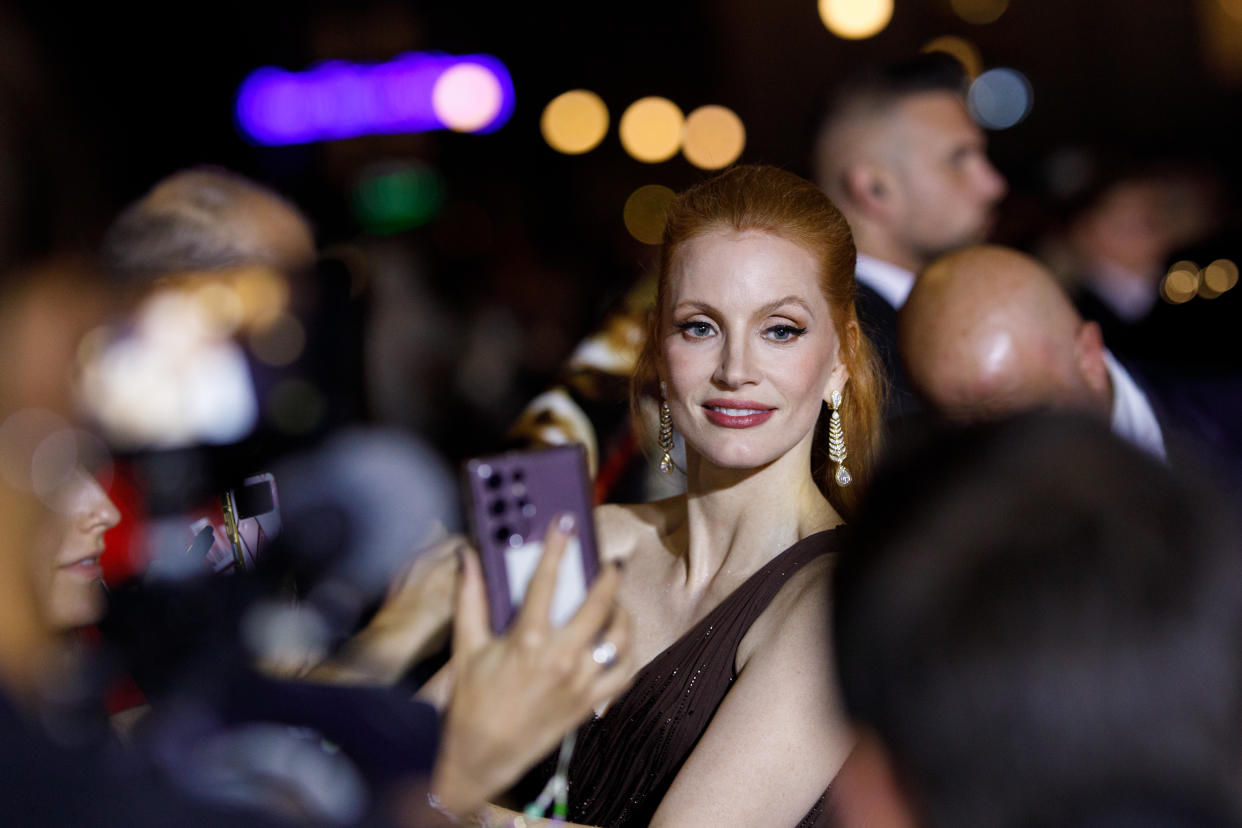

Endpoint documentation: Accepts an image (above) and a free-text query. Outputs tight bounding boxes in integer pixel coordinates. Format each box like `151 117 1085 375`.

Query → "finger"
561 561 623 649
452 543 491 656
515 512 575 630
569 599 631 692
587 608 636 703
596 600 631 670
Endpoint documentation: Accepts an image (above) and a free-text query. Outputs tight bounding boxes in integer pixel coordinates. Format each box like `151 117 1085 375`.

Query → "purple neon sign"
236 52 515 145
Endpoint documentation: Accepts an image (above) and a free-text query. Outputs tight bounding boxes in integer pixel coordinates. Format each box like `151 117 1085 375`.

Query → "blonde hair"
630 165 884 518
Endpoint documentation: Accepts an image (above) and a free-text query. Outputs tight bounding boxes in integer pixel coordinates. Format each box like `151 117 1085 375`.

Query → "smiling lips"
702 399 776 428
58 546 105 578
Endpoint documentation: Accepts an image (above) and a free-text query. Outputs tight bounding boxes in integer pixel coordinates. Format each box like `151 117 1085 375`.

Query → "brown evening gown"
511 528 843 827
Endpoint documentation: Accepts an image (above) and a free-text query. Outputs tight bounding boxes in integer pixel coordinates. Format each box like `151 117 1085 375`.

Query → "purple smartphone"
463 444 601 634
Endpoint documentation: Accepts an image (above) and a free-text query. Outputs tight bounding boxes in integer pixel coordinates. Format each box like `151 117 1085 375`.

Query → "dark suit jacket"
1126 356 1242 490
855 280 920 422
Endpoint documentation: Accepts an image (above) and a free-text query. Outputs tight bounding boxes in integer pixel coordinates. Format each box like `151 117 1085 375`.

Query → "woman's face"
39 468 121 630
661 229 847 471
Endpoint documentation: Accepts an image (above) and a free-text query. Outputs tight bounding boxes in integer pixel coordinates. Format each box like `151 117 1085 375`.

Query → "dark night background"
8 0 1242 458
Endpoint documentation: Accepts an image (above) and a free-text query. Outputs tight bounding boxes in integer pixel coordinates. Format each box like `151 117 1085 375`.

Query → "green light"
352 163 446 235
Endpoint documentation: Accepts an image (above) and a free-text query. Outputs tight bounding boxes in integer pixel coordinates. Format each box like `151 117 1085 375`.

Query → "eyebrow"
672 295 817 318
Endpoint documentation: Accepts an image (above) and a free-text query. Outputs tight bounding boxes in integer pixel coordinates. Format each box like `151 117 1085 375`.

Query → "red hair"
631 165 884 517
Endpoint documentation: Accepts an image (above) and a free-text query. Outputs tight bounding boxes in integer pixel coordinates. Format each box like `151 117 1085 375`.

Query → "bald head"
900 245 1112 421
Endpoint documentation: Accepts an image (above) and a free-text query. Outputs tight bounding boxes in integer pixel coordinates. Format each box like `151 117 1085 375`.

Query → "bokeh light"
623 185 677 245
967 67 1033 129
432 62 505 132
682 105 746 170
249 313 307 367
1199 259 1239 299
921 35 984 78
79 290 259 449
191 281 245 336
817 0 894 40
1161 260 1201 304
0 409 73 497
351 162 445 235
951 0 1009 24
230 267 291 331
619 97 685 163
541 90 610 155
236 52 514 145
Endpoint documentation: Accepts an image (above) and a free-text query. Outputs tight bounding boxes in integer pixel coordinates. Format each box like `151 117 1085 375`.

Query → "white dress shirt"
1105 350 1166 461
855 254 916 310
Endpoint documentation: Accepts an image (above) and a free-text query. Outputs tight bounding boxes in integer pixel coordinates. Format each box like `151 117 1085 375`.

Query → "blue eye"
675 321 715 338
764 324 807 342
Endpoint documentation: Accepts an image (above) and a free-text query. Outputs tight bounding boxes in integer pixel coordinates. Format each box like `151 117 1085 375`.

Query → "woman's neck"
672 439 840 589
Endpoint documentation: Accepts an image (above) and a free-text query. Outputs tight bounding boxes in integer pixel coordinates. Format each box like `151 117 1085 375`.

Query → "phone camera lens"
485 472 502 490
494 526 510 543
490 499 506 515
512 469 524 481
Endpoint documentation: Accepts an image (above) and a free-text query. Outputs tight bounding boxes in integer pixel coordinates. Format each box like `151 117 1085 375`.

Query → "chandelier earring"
658 381 675 475
827 390 852 487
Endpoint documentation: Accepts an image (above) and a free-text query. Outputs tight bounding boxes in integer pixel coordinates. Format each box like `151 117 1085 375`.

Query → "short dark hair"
831 52 969 112
814 52 969 192
833 414 1242 826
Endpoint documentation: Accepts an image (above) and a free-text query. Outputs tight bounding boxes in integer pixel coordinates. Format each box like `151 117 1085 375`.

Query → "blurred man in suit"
814 53 1008 414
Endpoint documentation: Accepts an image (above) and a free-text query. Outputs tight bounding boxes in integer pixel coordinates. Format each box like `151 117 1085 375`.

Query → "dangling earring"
828 390 852 487
658 381 675 475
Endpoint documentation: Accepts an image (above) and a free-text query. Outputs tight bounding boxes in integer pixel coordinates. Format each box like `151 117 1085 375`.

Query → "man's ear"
828 729 921 828
1074 320 1112 404
846 164 898 220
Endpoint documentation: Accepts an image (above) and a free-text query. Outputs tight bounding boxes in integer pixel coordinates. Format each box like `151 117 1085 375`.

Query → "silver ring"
591 641 617 667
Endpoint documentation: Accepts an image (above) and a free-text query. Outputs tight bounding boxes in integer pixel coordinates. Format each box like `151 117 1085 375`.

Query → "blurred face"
889 92 1007 267
38 469 121 630
660 229 847 471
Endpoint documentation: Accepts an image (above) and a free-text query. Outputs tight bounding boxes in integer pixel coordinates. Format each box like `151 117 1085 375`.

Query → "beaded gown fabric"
515 529 842 827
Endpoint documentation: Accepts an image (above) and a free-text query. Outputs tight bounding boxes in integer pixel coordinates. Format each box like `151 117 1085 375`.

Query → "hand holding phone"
463 445 600 634
430 515 633 815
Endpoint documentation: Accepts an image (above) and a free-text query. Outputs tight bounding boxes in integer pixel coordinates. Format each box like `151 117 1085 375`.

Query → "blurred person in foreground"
0 167 633 824
0 258 112 703
39 468 123 631
95 166 464 678
0 258 637 825
102 167 317 284
813 52 1007 415
829 413 1242 827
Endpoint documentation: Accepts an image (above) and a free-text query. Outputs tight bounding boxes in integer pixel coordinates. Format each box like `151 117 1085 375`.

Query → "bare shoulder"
592 497 682 565
737 548 836 669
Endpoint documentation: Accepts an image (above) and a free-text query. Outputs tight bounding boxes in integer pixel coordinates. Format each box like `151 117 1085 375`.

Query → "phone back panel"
463 444 600 634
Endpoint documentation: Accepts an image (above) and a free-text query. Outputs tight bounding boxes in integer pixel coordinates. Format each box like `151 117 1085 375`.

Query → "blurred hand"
305 535 463 685
369 534 463 647
428 513 633 817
